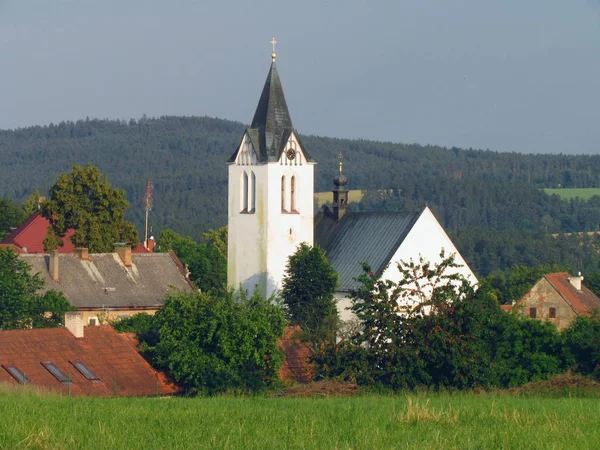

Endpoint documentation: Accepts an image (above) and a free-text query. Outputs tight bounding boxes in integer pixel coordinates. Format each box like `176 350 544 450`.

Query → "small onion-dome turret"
333 173 348 187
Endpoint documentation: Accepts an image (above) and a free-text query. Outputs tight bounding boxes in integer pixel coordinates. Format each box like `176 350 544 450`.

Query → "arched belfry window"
290 176 296 212
241 172 249 212
281 176 287 212
250 171 256 212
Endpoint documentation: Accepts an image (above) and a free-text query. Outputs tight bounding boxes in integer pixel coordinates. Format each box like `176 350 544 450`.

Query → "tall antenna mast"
143 178 154 249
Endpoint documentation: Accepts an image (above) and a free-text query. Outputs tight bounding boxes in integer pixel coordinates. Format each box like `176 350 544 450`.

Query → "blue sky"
0 0 598 154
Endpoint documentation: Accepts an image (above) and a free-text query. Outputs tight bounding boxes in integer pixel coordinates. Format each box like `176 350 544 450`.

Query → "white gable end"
277 132 308 166
234 133 258 166
381 207 477 286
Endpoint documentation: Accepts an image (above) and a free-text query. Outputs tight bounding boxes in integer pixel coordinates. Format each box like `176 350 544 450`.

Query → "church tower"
227 41 316 298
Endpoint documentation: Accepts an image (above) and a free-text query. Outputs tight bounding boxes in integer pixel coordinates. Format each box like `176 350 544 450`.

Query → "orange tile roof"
544 272 600 316
0 326 178 397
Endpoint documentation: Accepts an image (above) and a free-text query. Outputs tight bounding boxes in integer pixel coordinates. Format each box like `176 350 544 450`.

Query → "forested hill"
1 116 600 240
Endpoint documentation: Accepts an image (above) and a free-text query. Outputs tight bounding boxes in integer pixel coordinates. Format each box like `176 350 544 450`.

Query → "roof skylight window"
70 361 101 383
2 365 29 384
41 361 71 385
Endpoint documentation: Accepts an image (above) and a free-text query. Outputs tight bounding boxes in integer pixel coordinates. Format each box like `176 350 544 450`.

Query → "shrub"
150 289 286 395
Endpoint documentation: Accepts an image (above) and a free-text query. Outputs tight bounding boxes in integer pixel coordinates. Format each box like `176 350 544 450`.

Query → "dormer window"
3 365 29 384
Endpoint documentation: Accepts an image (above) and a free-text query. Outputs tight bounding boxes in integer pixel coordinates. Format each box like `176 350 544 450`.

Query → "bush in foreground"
141 290 286 395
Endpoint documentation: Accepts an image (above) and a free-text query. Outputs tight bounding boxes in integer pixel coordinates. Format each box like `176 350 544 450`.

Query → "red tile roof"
545 272 600 316
0 326 178 397
277 326 312 383
1 212 148 254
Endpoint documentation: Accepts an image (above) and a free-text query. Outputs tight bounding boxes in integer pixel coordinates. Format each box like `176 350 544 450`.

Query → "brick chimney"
569 272 584 291
48 250 59 281
115 245 132 267
74 247 89 261
147 236 156 253
65 312 84 338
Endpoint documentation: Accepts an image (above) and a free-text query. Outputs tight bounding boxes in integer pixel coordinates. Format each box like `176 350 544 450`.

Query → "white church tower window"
290 176 296 212
227 39 316 298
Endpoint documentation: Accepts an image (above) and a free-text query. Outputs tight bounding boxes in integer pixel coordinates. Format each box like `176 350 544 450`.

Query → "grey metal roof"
315 208 422 291
20 252 193 308
228 61 314 163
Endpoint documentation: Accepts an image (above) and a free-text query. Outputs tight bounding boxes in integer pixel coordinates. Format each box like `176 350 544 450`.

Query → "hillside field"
544 188 600 200
314 189 364 207
1 388 599 449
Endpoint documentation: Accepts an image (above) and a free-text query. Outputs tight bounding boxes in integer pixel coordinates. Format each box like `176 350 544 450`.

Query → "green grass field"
1 388 599 449
314 190 364 207
544 188 600 200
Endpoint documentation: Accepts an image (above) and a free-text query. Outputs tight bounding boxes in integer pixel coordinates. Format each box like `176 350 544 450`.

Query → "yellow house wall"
519 280 577 330
78 309 158 326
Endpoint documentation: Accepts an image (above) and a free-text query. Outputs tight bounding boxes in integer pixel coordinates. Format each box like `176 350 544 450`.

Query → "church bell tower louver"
227 40 316 298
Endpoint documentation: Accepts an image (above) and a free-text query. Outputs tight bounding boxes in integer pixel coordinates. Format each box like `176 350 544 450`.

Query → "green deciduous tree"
157 228 226 295
281 243 338 343
0 197 25 240
313 253 565 389
22 190 43 216
149 289 286 394
562 314 600 380
42 164 138 252
0 248 73 329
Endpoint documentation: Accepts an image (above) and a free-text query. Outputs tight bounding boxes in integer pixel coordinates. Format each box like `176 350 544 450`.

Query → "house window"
2 365 29 384
70 361 101 383
88 317 99 326
549 307 557 319
529 308 537 319
42 361 71 385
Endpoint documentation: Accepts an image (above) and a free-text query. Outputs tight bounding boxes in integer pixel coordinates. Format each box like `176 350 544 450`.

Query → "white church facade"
227 45 477 310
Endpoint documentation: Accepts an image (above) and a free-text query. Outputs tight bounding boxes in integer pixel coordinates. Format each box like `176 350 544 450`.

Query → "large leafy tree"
281 243 338 342
157 228 227 295
0 248 73 329
42 164 138 252
313 253 565 389
150 289 286 394
0 197 25 240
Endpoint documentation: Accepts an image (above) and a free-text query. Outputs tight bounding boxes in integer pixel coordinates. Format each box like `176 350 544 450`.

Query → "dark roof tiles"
20 252 193 308
315 208 422 291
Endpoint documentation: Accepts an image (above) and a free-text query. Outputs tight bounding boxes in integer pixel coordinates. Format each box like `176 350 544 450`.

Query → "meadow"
544 188 600 200
1 387 599 449
314 190 364 207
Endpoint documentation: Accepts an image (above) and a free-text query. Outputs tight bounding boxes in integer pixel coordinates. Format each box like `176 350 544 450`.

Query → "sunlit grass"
545 188 600 200
1 387 599 449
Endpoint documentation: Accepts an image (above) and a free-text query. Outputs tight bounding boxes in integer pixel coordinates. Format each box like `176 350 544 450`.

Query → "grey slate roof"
315 208 422 292
20 252 193 308
229 61 314 163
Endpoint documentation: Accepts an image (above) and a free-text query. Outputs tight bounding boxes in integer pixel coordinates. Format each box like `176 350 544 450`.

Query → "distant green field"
314 189 364 207
1 388 599 449
545 188 600 200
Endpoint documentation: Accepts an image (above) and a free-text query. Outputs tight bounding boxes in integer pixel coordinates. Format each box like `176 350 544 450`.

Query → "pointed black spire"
250 61 294 161
228 45 315 164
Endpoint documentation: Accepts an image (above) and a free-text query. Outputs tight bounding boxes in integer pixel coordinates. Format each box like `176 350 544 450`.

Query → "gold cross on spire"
271 37 277 62
338 151 344 174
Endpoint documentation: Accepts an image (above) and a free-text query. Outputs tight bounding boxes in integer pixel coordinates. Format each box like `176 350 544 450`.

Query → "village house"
0 211 152 254
516 272 600 330
19 247 194 325
0 312 177 396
